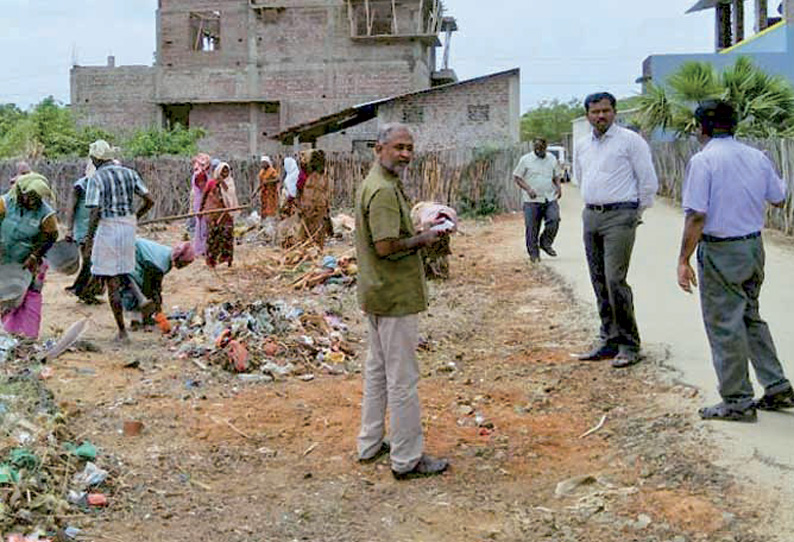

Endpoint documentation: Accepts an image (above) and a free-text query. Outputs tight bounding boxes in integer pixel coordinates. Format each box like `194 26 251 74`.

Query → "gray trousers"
357 314 423 473
523 201 560 258
697 237 791 406
583 208 641 350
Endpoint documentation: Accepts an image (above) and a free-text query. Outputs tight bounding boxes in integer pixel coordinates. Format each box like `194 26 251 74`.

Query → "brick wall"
191 103 252 157
71 0 436 149
70 66 158 132
375 72 521 151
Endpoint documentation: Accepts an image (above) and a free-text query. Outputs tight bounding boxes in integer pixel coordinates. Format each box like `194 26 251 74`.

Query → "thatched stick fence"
650 139 794 235
0 144 534 223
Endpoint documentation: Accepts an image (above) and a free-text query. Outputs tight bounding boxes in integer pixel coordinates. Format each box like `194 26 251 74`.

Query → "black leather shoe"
392 454 449 480
540 245 557 257
754 387 794 411
611 349 641 368
577 344 618 361
698 402 757 423
358 441 390 464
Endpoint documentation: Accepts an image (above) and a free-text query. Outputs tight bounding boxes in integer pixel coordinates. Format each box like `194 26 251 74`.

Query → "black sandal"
698 402 757 423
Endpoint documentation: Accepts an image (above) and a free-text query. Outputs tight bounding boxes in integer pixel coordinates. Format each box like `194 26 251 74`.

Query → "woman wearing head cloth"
0 173 59 338
191 153 212 256
120 238 195 325
282 157 300 215
200 163 235 267
258 156 280 218
297 150 332 249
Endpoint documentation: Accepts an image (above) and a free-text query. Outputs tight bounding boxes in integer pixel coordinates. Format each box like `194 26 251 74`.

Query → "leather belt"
701 231 761 243
585 201 639 212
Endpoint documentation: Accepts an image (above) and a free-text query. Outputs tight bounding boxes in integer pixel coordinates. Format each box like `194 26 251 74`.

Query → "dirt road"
18 217 784 541
546 186 794 529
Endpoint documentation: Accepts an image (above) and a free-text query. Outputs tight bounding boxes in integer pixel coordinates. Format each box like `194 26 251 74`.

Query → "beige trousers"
357 313 423 473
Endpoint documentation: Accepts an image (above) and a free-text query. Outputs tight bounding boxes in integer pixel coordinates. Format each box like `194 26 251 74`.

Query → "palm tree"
636 57 794 138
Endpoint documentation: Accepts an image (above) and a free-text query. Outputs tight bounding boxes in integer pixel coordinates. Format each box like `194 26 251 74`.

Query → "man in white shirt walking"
677 100 794 422
574 92 659 368
513 138 562 263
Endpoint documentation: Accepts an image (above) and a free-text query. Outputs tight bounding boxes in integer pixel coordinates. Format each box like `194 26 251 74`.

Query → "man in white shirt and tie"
574 92 659 368
513 137 562 263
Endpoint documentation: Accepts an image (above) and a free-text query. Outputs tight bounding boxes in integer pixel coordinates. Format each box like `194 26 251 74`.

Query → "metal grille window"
468 105 490 122
402 105 425 124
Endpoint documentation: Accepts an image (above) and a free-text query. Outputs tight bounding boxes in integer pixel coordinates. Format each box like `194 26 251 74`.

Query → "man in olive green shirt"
355 123 449 480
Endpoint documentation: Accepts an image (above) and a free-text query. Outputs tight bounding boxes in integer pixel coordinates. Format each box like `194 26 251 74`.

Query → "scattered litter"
65 441 97 461
72 462 109 488
123 420 144 437
555 475 598 498
0 373 115 535
86 493 108 507
43 318 90 361
579 414 607 439
168 299 356 379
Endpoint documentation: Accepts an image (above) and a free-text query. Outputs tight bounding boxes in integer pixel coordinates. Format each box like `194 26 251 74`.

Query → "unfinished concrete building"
70 0 518 157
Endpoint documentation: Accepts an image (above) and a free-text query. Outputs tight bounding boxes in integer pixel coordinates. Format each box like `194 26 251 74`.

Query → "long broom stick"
138 205 251 226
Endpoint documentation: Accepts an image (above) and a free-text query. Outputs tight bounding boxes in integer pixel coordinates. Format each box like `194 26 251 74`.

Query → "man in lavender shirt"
678 100 794 423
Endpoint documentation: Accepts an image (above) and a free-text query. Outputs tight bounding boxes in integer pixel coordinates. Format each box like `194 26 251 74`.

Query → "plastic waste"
154 313 172 334
321 255 337 269
72 462 108 488
0 464 19 484
8 449 38 469
227 340 249 373
0 333 18 363
67 491 86 506
87 493 108 507
65 441 97 461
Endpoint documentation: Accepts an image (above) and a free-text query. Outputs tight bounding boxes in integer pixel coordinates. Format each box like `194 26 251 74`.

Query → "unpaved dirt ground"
36 214 781 542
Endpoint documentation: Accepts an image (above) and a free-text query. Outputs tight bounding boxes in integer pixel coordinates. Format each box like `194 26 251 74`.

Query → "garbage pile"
169 300 357 378
0 367 114 539
291 255 358 290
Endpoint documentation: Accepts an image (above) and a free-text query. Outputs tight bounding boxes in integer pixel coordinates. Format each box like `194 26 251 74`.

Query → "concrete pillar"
733 0 745 43
716 2 733 50
249 102 258 158
785 0 794 20
755 0 768 31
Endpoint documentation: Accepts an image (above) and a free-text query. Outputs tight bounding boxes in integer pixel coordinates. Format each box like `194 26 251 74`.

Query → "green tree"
636 57 794 137
123 125 206 157
520 98 583 143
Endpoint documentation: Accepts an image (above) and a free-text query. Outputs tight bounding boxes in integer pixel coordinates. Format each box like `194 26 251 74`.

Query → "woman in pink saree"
191 153 212 256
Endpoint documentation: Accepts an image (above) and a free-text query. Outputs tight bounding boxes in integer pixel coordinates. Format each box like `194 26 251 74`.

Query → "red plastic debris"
87 493 108 507
227 340 249 373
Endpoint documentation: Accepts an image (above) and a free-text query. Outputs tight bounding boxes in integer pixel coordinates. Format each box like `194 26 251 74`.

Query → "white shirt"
513 152 560 203
682 136 786 237
574 124 658 208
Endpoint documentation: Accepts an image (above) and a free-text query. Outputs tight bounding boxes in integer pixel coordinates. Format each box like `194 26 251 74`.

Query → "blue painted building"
641 0 794 92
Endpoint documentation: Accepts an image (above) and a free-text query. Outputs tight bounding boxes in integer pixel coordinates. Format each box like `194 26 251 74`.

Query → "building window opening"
190 11 221 52
402 105 425 124
468 104 490 122
163 104 191 130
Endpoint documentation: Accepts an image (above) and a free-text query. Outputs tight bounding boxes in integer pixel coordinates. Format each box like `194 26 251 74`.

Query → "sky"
1 0 726 113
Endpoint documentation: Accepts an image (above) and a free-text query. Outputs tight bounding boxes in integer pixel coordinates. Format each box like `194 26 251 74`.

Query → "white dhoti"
91 215 137 276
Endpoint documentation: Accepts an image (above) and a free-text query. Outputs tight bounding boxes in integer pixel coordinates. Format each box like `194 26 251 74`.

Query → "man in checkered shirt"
85 140 154 343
